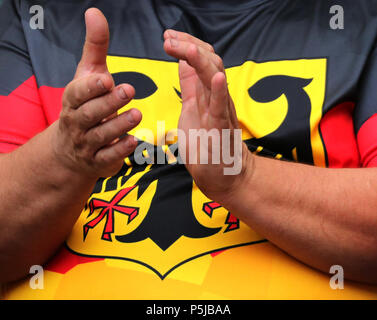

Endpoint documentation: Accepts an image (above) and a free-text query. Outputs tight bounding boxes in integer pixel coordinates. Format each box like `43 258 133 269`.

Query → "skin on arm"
228 155 377 284
0 9 142 283
164 29 377 284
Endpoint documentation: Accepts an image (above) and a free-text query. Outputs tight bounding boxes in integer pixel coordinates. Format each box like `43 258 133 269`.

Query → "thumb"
75 8 110 78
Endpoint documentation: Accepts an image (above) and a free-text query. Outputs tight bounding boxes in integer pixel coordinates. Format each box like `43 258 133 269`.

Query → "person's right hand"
52 8 141 179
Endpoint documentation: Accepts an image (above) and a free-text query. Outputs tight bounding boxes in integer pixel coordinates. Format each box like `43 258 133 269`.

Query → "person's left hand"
163 30 252 204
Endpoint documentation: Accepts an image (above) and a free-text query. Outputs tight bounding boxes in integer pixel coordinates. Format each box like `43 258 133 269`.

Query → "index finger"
164 29 215 53
63 73 113 110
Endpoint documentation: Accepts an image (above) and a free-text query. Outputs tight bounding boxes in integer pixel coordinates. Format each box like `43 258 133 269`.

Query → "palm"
177 60 234 197
164 31 248 201
178 61 208 173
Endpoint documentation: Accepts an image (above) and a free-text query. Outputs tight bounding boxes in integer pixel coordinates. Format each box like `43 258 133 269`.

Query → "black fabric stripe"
0 0 33 96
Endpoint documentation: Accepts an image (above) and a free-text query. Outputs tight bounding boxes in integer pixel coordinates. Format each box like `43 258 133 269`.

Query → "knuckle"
72 131 84 148
64 86 81 109
96 151 108 165
59 110 73 127
62 85 74 108
198 53 210 69
214 54 224 69
80 146 94 162
81 105 95 124
207 44 215 53
92 128 107 145
72 86 83 105
67 80 83 106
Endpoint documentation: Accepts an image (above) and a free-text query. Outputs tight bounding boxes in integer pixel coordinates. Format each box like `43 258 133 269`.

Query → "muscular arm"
164 30 377 285
0 124 97 283
224 153 377 284
0 9 141 283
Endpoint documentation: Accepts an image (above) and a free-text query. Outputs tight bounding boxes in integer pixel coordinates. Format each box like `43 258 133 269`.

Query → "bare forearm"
0 9 141 284
222 152 377 284
0 123 97 283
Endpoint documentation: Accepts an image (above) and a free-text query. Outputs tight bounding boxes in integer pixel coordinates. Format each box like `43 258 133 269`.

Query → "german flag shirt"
1 0 377 299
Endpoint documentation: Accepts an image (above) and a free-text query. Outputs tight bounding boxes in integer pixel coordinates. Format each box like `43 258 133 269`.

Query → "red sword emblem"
83 186 139 241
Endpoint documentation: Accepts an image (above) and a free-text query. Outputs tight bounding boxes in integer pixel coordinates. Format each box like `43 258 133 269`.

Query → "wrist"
214 143 256 210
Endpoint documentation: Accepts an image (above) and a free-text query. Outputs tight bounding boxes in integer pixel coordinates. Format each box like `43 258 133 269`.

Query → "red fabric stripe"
357 114 377 168
0 142 19 153
38 86 65 125
45 246 104 275
319 102 360 168
0 76 47 152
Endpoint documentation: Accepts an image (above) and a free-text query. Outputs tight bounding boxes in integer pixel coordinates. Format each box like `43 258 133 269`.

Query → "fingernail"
97 79 105 90
118 87 128 100
170 38 179 48
127 110 136 124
